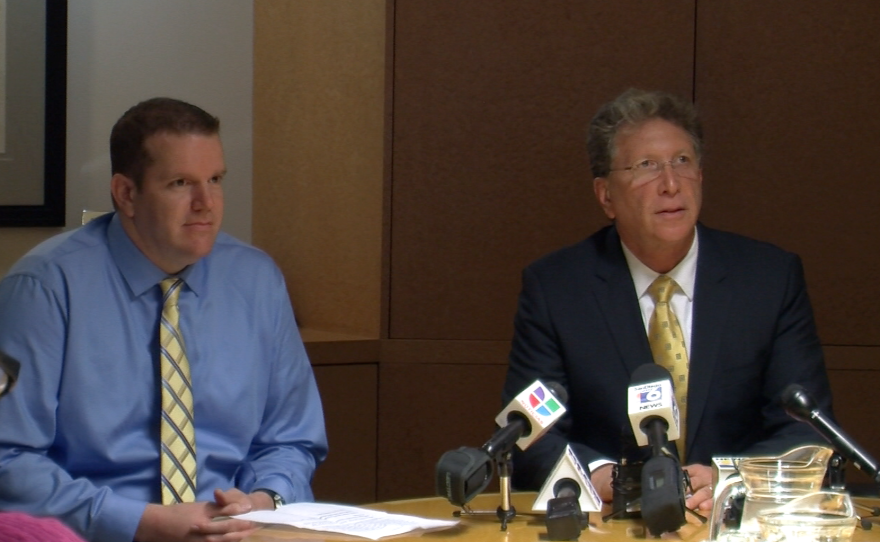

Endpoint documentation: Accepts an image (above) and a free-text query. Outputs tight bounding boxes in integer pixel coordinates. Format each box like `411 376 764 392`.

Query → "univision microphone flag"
495 380 566 451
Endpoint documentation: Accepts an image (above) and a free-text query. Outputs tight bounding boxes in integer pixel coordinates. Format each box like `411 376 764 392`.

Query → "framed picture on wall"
0 0 66 227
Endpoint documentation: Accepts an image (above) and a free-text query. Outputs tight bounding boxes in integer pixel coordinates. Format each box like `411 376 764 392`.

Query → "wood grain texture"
695 0 880 345
254 0 385 337
389 0 696 340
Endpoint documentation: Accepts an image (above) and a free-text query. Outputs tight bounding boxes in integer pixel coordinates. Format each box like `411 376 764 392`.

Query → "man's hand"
212 488 274 516
134 489 273 542
589 463 615 503
683 463 714 512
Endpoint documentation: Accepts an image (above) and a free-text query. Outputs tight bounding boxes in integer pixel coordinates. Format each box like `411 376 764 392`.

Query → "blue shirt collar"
106 212 207 297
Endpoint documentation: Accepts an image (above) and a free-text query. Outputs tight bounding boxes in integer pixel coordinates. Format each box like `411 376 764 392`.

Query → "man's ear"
593 177 615 220
110 173 137 218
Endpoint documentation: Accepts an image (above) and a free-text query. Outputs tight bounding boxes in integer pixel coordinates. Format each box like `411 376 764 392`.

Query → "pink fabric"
0 512 85 542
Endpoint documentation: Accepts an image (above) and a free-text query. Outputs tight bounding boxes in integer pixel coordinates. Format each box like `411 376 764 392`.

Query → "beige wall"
0 0 254 277
0 229 59 274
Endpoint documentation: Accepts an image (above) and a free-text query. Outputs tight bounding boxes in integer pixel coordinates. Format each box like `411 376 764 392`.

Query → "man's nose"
658 163 681 193
191 182 215 209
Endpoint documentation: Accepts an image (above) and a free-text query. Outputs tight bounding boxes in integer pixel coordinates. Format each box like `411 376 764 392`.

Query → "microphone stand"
452 450 521 530
495 450 516 530
832 453 880 531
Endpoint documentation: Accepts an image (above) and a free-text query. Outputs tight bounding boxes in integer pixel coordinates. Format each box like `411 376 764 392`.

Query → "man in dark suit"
502 89 832 512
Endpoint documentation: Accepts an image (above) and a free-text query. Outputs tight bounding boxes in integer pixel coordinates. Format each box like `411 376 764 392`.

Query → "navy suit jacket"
503 223 833 490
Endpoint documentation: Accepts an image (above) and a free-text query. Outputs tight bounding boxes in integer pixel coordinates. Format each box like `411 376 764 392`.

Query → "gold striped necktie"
647 274 689 462
159 278 197 503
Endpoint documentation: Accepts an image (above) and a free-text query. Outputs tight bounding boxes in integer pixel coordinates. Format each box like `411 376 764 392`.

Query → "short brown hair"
587 89 703 178
110 97 220 188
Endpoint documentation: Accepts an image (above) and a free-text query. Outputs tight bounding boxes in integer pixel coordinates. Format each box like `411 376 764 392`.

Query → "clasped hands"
135 488 275 542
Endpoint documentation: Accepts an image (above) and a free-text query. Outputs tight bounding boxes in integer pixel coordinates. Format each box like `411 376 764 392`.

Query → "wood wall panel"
376 361 508 501
311 364 379 504
824 346 880 486
252 0 880 506
389 0 696 340
695 0 880 345
827 367 880 486
254 0 385 338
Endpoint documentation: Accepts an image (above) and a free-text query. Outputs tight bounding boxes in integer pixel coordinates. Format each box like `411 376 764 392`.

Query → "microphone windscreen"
553 478 581 499
435 447 493 506
779 384 815 420
631 363 673 388
544 381 569 406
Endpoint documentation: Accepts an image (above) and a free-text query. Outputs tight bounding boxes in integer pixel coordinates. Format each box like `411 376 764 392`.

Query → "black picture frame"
0 0 66 227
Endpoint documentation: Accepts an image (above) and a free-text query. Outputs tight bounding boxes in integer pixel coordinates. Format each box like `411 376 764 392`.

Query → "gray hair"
587 89 703 178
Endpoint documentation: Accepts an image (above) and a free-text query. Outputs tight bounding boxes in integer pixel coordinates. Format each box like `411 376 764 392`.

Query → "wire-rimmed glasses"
610 155 700 186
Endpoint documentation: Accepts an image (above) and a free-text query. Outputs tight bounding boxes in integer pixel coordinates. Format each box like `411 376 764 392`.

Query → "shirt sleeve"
0 273 147 542
234 269 329 503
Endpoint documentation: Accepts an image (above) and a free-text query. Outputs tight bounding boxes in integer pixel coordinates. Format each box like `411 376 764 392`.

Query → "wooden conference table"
244 492 880 541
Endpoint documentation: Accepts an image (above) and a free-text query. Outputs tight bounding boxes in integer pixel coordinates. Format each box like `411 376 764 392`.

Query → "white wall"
66 0 253 240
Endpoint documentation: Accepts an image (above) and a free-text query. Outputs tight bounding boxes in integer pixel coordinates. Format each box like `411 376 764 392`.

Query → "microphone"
780 384 880 483
640 454 687 535
435 380 568 506
627 364 686 535
532 444 602 512
609 427 647 519
483 380 568 459
627 364 680 451
435 447 494 507
0 351 20 398
545 495 587 541
533 445 601 540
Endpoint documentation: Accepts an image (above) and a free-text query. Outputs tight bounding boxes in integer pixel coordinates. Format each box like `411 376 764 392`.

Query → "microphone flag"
627 378 680 446
531 444 602 513
494 380 566 451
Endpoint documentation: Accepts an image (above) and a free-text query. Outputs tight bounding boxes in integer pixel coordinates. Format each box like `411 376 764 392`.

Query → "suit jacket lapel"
591 227 654 377
687 224 733 450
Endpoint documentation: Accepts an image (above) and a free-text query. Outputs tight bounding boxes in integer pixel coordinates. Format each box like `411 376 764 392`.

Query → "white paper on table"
234 502 459 540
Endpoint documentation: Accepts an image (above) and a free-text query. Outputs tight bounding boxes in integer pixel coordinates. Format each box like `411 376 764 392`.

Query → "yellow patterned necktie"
159 278 197 503
647 275 689 462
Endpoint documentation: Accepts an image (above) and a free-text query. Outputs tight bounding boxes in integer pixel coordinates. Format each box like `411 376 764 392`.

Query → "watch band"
256 489 285 510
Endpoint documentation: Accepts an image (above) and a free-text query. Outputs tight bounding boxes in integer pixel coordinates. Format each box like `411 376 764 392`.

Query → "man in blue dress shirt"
0 98 328 542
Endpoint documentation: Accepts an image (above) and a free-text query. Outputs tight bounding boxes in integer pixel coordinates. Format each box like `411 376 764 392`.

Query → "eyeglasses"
610 155 700 185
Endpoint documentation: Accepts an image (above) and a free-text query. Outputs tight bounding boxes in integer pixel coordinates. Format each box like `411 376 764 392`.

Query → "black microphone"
435 380 568 506
552 478 581 499
546 494 586 541
545 475 588 540
627 364 686 535
482 380 568 459
781 384 880 483
435 446 494 507
0 351 20 398
640 454 687 535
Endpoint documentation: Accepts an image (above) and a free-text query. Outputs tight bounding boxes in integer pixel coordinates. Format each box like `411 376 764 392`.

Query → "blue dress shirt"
0 213 328 542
